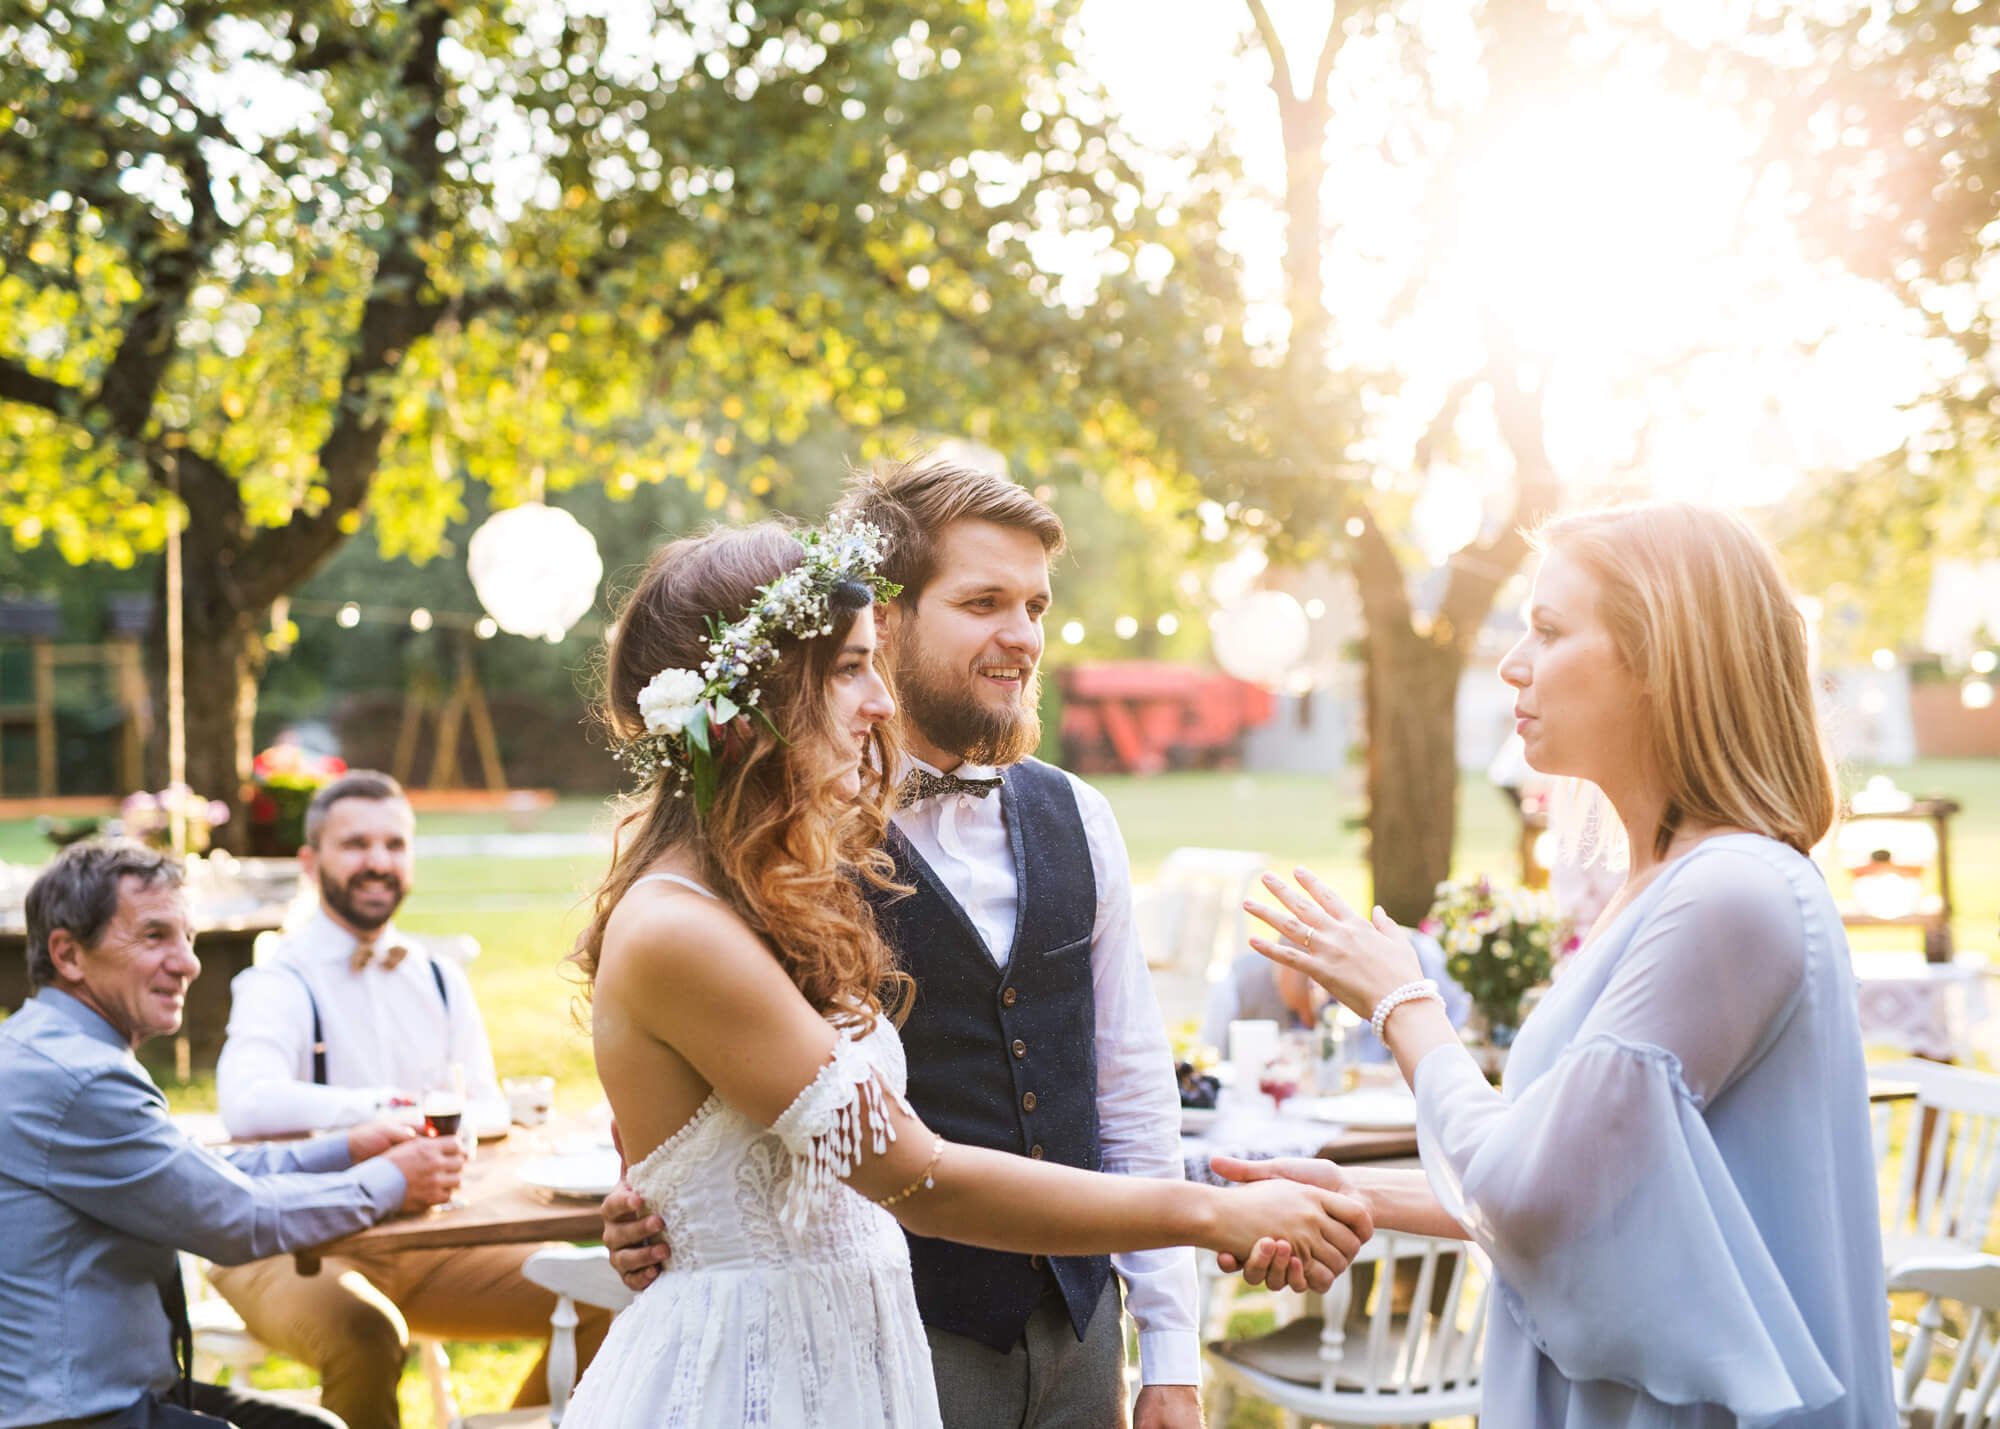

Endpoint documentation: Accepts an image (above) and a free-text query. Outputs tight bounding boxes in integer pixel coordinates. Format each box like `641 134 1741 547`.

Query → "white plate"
516 1150 622 1200
1181 1106 1221 1135
1296 1090 1418 1130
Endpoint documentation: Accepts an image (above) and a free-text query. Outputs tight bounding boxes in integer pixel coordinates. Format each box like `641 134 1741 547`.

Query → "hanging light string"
284 598 605 642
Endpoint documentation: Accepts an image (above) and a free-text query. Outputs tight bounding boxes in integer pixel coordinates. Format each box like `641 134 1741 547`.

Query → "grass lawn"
4 757 1996 1424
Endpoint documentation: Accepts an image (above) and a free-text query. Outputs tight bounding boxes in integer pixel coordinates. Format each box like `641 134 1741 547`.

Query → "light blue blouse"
1413 834 1895 1427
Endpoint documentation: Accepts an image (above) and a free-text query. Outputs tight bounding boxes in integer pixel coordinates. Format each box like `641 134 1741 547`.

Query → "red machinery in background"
1057 661 1274 775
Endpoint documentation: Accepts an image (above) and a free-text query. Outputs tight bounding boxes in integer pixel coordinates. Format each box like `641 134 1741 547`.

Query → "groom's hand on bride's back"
603 1122 672 1290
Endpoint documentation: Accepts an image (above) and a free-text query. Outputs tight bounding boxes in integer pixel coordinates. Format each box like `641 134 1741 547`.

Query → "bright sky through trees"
1075 0 1951 540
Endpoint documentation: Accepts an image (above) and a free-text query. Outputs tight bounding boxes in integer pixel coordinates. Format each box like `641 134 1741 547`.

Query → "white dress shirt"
894 757 1201 1386
216 908 507 1140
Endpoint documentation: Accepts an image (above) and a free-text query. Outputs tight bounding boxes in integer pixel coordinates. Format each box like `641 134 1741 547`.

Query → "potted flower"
1422 876 1564 1076
248 742 347 856
119 785 231 854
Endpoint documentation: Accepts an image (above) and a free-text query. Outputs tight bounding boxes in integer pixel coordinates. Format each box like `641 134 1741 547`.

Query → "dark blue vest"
871 758 1112 1352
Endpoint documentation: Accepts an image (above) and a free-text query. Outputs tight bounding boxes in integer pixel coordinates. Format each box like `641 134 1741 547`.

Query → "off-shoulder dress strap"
631 871 719 900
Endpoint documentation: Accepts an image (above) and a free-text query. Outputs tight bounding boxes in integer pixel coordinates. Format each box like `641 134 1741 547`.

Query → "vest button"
1022 1091 1037 1112
1030 1144 1044 1159
1011 1039 1026 1059
1002 987 1017 1008
1029 1254 1043 1271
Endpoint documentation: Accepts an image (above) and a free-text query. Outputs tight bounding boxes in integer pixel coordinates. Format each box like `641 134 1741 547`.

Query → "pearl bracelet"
1370 978 1443 1041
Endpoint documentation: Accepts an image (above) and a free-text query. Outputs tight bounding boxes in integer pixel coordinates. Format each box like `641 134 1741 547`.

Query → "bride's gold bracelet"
876 1135 947 1207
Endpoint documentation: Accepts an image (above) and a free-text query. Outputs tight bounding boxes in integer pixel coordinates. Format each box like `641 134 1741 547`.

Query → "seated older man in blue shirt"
0 840 464 1429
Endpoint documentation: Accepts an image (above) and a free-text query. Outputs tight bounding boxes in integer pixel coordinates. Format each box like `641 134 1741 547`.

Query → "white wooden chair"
1141 847 1271 980
1204 1231 1489 1426
450 1246 635 1429
1874 1060 2000 1272
1889 1253 2000 1428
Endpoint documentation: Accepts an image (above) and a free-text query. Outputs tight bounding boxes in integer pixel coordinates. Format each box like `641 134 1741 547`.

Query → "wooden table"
297 1077 1920 1274
296 1125 607 1275
1315 1126 1417 1162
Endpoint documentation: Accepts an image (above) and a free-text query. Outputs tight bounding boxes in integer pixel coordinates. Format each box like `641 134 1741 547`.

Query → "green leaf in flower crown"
691 752 719 815
712 694 739 726
752 703 790 747
683 708 711 756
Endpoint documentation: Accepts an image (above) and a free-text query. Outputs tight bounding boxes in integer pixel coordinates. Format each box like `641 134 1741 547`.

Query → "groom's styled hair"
835 456 1066 602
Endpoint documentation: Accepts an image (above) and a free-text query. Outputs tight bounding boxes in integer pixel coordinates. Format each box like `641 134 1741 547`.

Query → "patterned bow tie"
351 938 409 973
898 769 1004 808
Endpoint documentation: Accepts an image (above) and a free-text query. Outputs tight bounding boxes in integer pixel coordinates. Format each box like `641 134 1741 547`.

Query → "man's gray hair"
303 769 410 848
24 839 184 990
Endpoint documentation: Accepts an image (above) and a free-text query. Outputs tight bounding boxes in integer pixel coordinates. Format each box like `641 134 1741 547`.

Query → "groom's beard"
895 644 1042 769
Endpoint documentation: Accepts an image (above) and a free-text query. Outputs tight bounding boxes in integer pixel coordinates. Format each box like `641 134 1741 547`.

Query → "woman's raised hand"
1206 1171 1373 1293
1244 866 1423 1018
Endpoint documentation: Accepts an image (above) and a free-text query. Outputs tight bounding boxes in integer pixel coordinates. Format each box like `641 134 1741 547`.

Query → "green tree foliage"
0 0 1211 834
1726 2 2000 650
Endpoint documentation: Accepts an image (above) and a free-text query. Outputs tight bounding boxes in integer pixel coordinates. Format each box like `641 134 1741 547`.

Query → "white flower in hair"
637 667 707 735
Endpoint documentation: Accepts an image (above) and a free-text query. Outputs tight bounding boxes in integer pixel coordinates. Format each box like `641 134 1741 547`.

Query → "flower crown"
612 518 900 811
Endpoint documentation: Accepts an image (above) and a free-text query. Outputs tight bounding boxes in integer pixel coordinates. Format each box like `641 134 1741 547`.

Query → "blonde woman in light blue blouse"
1225 503 1894 1427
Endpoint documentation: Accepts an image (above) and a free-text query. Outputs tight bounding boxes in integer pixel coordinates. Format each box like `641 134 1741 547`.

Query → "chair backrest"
1154 847 1271 980
521 1247 633 1429
1877 1062 2000 1252
522 1244 635 1313
1890 1254 2000 1429
1320 1232 1491 1398
430 934 482 966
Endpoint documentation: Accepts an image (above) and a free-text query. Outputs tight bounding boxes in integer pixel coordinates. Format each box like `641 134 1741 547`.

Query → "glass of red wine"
1257 1052 1301 1116
421 1063 470 1209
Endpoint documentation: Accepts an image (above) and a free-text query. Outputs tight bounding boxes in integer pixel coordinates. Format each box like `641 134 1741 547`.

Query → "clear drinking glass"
420 1063 470 1209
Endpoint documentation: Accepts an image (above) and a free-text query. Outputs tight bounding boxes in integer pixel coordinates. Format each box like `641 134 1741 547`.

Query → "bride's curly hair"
571 521 911 1031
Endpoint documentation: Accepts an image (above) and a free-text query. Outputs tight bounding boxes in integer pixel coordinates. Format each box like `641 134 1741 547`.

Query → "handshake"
598 1146 1372 1295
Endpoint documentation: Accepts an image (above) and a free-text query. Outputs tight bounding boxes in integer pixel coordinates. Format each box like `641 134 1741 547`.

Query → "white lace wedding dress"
561 1009 943 1428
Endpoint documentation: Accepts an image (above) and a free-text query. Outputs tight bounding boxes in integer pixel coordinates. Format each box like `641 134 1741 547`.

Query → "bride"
559 518 1370 1428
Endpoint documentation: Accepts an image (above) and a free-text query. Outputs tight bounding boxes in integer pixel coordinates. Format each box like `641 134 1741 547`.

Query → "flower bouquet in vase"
119 785 231 854
1422 876 1562 1080
248 743 347 856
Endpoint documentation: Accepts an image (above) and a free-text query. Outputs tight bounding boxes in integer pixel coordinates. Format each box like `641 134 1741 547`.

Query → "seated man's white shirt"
893 756 1201 1387
217 908 506 1138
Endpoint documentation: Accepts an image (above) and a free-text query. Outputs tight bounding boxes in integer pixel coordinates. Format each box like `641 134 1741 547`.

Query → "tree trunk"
180 615 262 855
152 513 267 855
1364 622 1464 926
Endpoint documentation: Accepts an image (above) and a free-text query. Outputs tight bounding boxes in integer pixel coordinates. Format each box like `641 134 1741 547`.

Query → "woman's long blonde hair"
572 522 911 1030
1533 502 1837 862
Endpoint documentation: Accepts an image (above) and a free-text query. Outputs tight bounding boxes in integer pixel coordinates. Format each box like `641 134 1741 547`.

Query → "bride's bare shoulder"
599 877 765 986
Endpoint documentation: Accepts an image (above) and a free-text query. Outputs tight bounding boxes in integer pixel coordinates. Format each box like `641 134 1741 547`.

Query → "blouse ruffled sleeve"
769 1029 917 1236
1412 846 1844 1426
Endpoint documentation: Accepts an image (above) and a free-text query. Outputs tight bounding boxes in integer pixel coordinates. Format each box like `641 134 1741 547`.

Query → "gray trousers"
926 1280 1128 1429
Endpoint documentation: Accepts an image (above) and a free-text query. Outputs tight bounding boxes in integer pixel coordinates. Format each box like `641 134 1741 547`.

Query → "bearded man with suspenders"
210 771 610 1429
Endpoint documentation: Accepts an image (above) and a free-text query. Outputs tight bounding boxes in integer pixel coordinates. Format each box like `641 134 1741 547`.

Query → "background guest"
211 773 607 1429
0 838 461 1429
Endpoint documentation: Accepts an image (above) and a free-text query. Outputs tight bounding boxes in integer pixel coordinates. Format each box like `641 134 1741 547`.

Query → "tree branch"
1434 353 1557 649
1310 9 1346 110
1244 0 1297 101
1413 373 1481 469
238 1 455 606
0 355 81 416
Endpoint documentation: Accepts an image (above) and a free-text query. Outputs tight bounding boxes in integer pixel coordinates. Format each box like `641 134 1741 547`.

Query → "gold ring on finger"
1302 926 1314 953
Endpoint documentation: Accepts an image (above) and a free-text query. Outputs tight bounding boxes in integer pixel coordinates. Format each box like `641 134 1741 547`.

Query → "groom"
603 456 1205 1428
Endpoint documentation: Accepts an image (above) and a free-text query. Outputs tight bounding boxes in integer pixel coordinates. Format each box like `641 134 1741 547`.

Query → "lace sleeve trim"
770 1034 916 1235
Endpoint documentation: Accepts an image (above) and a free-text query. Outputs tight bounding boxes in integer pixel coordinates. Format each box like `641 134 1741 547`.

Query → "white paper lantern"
467 502 603 643
1210 589 1310 688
